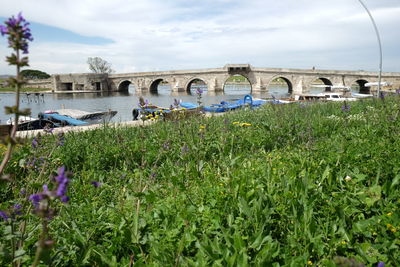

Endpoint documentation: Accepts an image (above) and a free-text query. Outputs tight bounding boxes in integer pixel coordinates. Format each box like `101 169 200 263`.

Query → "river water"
0 84 296 123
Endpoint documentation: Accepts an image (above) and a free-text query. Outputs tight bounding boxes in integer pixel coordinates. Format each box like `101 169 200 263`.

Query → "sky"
0 0 399 75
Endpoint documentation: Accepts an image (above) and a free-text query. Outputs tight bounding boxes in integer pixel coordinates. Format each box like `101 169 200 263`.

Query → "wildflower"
341 240 347 245
0 12 33 54
232 121 240 125
12 204 22 215
387 212 393 216
173 98 180 109
341 103 350 112
377 262 385 267
181 144 189 154
43 124 54 134
29 193 45 208
29 166 71 210
0 210 9 221
307 260 313 265
31 137 39 148
240 122 251 127
55 166 69 199
345 175 352 182
57 132 65 146
91 181 101 188
199 125 206 130
162 141 171 150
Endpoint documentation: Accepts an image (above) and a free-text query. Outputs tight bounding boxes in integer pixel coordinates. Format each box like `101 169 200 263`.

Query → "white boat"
365 81 393 87
322 92 357 102
44 109 118 124
6 116 38 125
351 93 374 98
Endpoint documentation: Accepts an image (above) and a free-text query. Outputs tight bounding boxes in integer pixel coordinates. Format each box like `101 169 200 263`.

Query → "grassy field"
1 97 399 266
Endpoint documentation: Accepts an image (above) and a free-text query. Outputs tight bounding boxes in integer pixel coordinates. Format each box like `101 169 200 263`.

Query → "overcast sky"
0 0 399 75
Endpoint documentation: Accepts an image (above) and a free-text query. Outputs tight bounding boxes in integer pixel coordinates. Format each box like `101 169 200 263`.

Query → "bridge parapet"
50 65 400 95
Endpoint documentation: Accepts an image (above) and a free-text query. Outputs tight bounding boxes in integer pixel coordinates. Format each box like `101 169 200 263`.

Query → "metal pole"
357 0 382 97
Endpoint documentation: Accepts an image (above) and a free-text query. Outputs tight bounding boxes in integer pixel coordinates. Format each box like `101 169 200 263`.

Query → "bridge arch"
223 74 252 94
266 75 293 97
351 79 370 94
149 78 172 94
118 80 132 92
309 77 333 92
185 77 208 94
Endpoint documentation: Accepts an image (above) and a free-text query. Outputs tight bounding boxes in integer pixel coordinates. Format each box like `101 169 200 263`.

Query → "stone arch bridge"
51 64 400 94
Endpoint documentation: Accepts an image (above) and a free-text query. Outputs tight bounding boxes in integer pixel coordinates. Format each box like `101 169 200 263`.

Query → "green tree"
20 69 50 79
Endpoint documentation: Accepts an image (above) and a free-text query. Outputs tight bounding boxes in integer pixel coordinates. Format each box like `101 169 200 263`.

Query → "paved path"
15 112 224 138
16 120 156 138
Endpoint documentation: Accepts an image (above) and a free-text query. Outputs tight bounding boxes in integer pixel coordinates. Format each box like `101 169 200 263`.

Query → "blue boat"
39 112 89 126
180 95 268 113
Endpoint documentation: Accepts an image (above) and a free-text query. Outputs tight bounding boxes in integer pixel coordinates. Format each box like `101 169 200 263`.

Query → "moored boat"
44 109 117 124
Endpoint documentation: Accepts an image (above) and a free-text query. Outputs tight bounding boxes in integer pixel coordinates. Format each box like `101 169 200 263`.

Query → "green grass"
1 97 400 266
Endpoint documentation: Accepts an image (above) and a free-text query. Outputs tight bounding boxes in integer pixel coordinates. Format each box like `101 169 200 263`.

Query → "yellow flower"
232 121 240 125
386 223 393 228
341 241 347 245
199 125 206 129
387 212 393 216
240 122 251 127
390 227 397 233
307 260 313 265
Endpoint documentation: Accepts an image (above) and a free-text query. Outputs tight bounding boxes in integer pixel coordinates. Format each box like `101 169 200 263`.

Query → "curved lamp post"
357 0 382 97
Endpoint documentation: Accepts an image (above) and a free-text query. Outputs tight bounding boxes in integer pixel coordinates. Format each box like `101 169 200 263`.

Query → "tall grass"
1 97 399 266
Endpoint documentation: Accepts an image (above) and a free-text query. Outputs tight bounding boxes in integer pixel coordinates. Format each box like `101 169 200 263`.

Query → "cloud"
0 0 399 74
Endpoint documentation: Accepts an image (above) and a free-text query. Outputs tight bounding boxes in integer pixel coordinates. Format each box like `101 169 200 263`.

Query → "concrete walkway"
15 112 225 138
15 120 156 138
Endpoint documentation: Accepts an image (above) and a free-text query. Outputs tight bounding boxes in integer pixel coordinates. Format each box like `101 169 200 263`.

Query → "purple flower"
0 25 8 35
0 210 9 221
55 166 69 199
60 196 69 203
0 12 33 54
341 104 350 112
12 204 23 216
162 141 171 150
196 88 203 95
181 144 189 154
31 137 38 148
173 98 180 108
43 125 54 134
57 132 65 146
29 193 45 207
91 181 101 188
377 262 385 267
